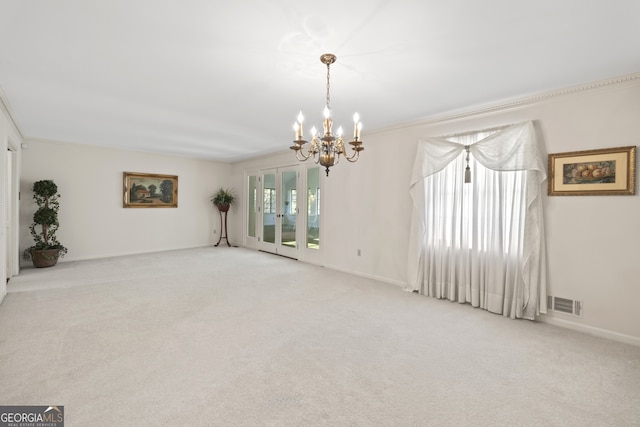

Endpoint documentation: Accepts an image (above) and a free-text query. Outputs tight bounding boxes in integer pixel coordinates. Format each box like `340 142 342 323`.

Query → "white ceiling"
1 0 639 162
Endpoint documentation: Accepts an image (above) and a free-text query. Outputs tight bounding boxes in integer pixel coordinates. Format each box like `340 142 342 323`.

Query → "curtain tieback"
464 145 471 183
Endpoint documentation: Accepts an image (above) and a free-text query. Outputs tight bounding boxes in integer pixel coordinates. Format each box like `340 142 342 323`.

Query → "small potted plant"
23 180 67 268
211 187 236 212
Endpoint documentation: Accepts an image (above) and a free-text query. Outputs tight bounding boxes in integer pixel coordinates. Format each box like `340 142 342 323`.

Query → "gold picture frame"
548 146 636 196
123 172 178 208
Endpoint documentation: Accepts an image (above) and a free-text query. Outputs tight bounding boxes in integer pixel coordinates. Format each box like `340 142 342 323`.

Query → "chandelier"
290 53 363 176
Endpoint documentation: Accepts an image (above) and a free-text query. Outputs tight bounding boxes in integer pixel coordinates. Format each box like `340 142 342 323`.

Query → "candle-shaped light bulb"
337 126 343 137
293 122 300 140
296 111 304 139
310 126 317 139
353 112 360 138
356 121 363 139
322 106 332 135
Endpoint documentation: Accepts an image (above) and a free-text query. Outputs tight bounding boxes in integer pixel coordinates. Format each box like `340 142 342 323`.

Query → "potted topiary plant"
23 179 67 268
210 187 235 212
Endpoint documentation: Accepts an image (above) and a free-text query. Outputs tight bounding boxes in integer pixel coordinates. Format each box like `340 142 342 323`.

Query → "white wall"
231 74 640 344
20 140 233 262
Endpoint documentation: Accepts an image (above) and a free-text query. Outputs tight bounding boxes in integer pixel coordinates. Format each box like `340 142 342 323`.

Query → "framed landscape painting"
548 146 636 196
123 172 178 208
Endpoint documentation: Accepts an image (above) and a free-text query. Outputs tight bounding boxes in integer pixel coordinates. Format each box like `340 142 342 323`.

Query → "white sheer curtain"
407 122 548 319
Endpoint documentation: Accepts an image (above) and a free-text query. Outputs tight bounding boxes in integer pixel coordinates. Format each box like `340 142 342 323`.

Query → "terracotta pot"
216 204 230 212
30 248 61 268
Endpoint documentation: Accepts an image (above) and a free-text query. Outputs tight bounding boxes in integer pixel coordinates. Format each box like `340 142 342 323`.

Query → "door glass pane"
262 173 276 243
281 170 297 248
307 167 320 249
247 175 257 237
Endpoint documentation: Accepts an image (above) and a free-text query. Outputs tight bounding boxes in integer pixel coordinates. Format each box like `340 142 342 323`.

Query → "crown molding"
373 72 640 134
0 86 25 141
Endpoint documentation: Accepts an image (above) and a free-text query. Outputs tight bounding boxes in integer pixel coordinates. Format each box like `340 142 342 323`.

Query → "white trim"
40 244 213 264
324 263 406 288
0 87 24 139
538 315 640 347
369 72 640 135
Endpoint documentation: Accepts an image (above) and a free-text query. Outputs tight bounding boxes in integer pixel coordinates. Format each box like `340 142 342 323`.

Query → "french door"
258 166 299 259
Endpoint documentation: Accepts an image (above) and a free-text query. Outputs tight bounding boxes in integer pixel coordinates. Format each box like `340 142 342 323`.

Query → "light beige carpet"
1 247 639 426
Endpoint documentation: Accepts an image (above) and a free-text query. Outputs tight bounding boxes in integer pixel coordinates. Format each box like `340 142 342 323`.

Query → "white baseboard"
17 243 640 348
323 264 406 288
539 315 640 347
324 263 640 347
44 244 213 264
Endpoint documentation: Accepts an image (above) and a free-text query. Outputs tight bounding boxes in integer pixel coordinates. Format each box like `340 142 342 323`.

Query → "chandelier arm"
344 149 360 162
294 148 313 161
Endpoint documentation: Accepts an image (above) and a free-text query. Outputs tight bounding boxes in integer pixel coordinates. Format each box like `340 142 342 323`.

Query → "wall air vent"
547 296 582 317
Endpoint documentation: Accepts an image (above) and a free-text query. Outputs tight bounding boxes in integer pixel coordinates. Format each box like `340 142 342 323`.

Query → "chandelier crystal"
290 53 363 176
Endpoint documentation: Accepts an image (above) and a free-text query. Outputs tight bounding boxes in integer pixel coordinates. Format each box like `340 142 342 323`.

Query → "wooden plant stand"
215 205 231 247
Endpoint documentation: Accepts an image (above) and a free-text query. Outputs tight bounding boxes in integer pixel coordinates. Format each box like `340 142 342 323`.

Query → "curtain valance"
410 122 546 183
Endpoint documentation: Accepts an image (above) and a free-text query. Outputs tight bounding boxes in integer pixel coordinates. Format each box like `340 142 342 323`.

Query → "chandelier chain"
326 62 331 109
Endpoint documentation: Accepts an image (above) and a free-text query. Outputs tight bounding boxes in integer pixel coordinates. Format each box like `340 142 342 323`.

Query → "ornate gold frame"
123 172 178 208
548 146 636 196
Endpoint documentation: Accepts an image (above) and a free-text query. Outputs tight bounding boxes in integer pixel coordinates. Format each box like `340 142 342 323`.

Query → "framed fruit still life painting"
123 172 178 208
548 146 636 196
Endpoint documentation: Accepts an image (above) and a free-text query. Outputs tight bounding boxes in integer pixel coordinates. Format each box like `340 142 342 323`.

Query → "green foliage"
23 180 67 260
160 179 174 203
32 180 58 198
211 187 236 207
33 207 58 225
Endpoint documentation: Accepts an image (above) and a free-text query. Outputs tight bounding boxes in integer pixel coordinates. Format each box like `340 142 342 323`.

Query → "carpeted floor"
1 247 639 426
